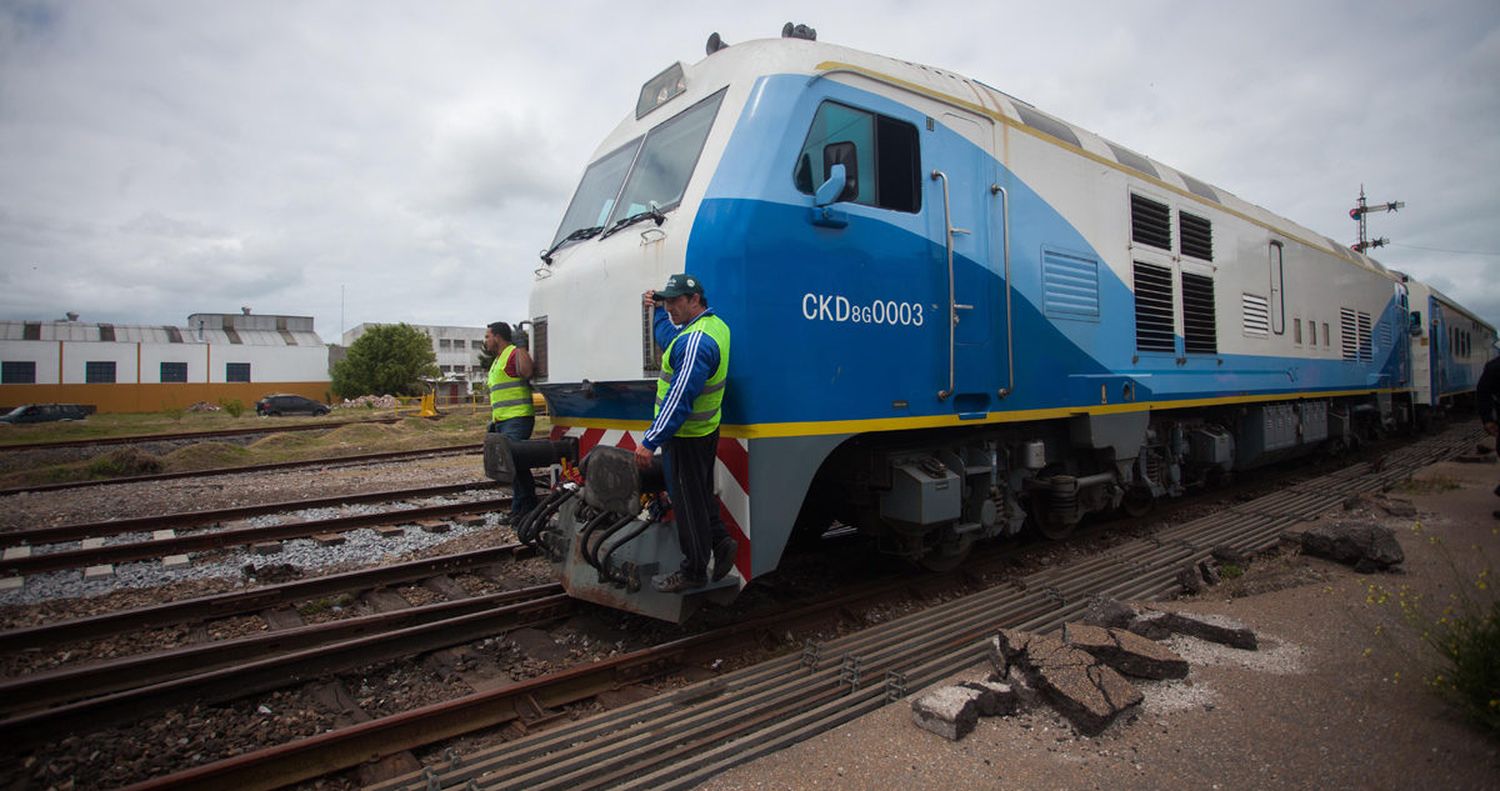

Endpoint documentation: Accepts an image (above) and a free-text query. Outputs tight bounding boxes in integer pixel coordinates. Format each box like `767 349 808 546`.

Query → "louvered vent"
532 316 549 382
1357 311 1373 362
1134 261 1175 352
1180 212 1213 261
641 305 662 375
1131 194 1171 250
1339 308 1374 361
1181 272 1217 354
1042 248 1100 320
1243 293 1270 337
1377 319 1392 356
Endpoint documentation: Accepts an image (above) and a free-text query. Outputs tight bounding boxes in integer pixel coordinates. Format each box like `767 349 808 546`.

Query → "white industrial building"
0 310 330 413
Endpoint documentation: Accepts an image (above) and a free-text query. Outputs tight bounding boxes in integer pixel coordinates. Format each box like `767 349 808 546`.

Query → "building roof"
0 317 324 347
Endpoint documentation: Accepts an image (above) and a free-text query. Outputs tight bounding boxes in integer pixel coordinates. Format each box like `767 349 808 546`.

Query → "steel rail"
0 443 483 497
2 481 493 546
390 426 1480 791
123 426 1478 791
0 495 512 576
0 417 404 452
0 583 564 714
0 591 577 749
0 543 531 653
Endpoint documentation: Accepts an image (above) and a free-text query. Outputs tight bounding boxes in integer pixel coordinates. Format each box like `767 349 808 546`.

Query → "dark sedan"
255 394 330 417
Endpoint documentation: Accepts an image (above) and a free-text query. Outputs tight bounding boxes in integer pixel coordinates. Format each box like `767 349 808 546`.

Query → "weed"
1220 563 1245 579
297 593 355 616
1364 521 1499 737
86 448 164 478
1395 475 1462 495
162 405 186 422
218 398 245 418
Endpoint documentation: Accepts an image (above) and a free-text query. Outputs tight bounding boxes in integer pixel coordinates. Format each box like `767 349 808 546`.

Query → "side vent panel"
1243 294 1270 337
1181 272 1217 354
1042 247 1101 321
1134 261 1176 352
1180 212 1213 261
1130 194 1171 250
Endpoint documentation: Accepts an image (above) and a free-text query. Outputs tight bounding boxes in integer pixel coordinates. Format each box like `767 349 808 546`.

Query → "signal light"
1349 208 1363 220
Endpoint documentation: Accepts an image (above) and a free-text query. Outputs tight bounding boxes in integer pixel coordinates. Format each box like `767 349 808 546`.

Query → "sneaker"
651 570 705 593
711 537 738 582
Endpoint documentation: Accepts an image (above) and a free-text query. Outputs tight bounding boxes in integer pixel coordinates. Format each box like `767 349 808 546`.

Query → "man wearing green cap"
635 273 737 593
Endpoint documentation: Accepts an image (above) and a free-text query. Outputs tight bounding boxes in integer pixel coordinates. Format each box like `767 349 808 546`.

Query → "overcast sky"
2 1 1497 342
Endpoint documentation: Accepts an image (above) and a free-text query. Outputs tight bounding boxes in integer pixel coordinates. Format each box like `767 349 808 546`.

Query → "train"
489 25 1497 622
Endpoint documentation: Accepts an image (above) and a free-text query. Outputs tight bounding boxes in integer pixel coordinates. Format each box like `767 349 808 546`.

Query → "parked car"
0 403 94 424
255 394 330 417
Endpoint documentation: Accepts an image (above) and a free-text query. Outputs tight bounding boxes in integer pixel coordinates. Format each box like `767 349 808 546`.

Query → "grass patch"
161 442 254 469
297 593 355 616
1395 475 1463 495
86 448 164 478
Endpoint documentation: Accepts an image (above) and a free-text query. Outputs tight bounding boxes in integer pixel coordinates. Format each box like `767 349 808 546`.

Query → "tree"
331 323 439 398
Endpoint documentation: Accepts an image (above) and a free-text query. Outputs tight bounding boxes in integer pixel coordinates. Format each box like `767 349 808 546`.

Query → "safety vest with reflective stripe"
488 345 534 421
655 313 730 437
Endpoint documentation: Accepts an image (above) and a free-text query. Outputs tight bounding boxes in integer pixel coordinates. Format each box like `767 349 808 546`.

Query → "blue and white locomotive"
515 26 1493 622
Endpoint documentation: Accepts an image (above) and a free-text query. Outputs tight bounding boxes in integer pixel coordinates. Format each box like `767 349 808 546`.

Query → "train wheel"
1122 488 1154 518
918 531 973 572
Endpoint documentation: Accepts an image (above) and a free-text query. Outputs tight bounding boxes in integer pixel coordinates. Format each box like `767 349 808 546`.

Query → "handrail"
993 183 1014 398
931 170 956 400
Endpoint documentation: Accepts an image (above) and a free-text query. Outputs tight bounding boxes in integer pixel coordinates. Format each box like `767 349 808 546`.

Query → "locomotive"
493 26 1496 622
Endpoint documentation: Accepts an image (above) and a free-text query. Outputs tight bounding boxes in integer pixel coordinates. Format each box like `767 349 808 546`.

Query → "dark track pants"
663 430 728 581
489 416 537 517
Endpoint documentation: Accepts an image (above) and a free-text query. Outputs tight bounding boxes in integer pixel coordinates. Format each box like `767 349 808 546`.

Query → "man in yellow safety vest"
634 273 737 593
486 321 537 521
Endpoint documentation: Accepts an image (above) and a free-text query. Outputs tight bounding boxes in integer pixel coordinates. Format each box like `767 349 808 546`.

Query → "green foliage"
162 405 186 422
332 323 440 398
1220 563 1244 579
1365 522 1499 737
87 448 164 478
218 398 245 418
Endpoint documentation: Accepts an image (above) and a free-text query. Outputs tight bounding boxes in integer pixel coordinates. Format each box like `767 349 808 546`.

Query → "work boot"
651 570 705 594
711 537 738 581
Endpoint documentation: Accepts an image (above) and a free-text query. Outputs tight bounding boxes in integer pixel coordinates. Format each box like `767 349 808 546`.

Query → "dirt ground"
701 457 1500 790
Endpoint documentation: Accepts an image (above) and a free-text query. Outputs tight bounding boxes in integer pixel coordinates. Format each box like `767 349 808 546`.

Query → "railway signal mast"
1349 184 1404 253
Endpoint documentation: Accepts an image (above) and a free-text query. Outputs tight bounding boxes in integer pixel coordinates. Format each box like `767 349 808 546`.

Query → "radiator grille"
642 306 663 375
1131 194 1171 250
1341 308 1373 362
1134 261 1175 352
1181 272 1217 354
531 316 549 382
1180 211 1213 261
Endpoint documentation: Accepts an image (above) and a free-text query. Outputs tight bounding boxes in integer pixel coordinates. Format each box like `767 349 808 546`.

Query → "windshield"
3 406 25 418
548 89 726 250
549 137 642 249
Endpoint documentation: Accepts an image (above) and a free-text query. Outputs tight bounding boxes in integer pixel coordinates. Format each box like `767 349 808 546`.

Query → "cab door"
928 110 1004 414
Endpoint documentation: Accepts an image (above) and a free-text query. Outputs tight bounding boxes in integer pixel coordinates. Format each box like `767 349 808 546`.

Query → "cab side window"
793 101 920 213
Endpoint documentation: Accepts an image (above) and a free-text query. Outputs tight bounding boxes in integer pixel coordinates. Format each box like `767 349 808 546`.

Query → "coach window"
793 101 921 213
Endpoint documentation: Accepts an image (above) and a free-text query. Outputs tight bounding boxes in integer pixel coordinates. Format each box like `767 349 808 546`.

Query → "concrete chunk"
911 686 982 741
1148 610 1258 650
1063 622 1189 679
998 629 1142 736
1300 521 1404 572
958 680 1019 717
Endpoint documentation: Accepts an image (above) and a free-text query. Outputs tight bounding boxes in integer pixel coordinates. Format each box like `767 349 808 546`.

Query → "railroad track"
119 425 1475 791
0 416 404 453
0 487 512 577
0 443 483 497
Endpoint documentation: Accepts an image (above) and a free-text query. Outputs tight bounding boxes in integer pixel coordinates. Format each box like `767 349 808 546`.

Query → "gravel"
0 470 508 608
